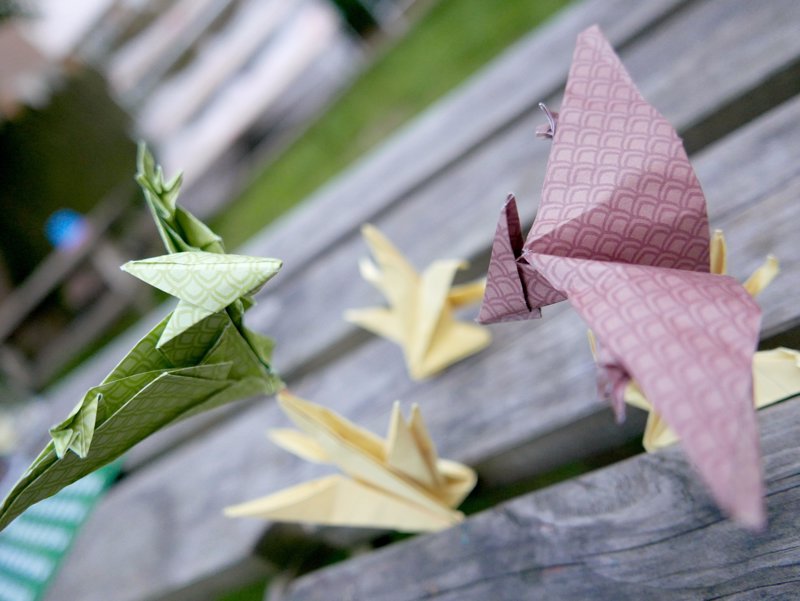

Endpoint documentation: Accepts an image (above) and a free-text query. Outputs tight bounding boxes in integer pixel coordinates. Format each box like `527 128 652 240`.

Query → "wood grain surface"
42 1 800 600
285 399 800 601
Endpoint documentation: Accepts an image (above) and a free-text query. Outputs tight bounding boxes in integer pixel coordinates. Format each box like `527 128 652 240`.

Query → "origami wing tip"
478 195 542 324
224 474 462 532
385 402 440 489
726 493 766 532
122 252 282 313
359 223 392 258
579 23 602 37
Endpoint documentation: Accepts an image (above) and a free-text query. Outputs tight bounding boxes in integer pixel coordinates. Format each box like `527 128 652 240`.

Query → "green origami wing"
122 251 282 345
0 146 284 531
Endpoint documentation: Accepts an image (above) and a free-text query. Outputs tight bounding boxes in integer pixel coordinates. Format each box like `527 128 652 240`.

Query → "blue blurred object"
44 210 90 250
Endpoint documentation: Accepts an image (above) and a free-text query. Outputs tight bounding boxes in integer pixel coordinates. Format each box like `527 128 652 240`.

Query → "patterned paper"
620 231 790 453
479 26 765 528
0 146 283 532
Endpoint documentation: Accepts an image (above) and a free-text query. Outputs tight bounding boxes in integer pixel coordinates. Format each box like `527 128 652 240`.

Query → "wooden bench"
39 0 800 599
284 400 800 600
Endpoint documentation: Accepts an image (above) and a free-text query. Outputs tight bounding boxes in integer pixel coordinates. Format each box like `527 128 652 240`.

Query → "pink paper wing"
530 253 764 528
526 25 710 272
479 195 551 323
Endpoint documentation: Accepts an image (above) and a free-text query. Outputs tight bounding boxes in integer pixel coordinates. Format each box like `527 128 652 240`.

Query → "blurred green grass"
211 0 571 249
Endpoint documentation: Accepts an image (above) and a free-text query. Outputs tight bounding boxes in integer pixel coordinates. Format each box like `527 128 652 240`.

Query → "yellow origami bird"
224 391 476 532
597 230 794 452
345 224 490 380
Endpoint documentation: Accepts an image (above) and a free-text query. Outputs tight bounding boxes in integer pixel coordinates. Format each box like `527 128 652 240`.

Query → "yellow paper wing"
343 307 405 345
409 261 490 380
360 225 418 321
709 229 727 276
753 348 800 404
414 315 491 380
743 255 779 297
385 402 440 489
224 474 463 532
277 393 455 520
347 225 489 381
269 429 330 464
412 260 466 359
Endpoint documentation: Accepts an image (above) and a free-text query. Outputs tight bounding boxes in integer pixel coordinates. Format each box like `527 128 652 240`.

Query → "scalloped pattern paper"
479 26 764 528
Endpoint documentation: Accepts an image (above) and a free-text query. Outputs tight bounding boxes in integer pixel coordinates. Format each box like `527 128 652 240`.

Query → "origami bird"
479 26 769 528
0 145 283 531
616 231 796 451
225 391 476 532
345 224 490 380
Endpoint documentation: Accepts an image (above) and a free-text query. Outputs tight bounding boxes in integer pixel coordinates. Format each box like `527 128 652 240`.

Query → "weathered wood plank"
285 398 800 601
46 83 800 601
120 0 800 471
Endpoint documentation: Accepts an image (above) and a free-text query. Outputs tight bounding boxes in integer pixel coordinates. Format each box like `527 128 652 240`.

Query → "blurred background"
0 0 568 409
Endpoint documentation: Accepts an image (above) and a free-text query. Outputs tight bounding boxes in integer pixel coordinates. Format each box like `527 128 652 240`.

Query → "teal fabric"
0 463 119 601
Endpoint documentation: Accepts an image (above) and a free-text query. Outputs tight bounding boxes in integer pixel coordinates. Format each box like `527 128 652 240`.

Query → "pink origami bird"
479 26 764 528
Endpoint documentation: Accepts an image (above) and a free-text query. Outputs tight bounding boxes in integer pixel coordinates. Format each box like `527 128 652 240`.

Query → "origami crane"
0 145 283 531
617 231 797 451
224 391 476 532
479 26 770 528
345 224 490 380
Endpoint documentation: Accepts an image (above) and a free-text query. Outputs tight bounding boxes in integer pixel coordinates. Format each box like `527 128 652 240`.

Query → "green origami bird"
0 145 283 531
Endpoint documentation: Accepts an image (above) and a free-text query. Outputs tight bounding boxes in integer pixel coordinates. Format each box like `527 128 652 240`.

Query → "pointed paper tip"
276 390 313 416
580 23 603 38
408 364 429 381
360 223 382 245
136 141 152 177
51 434 70 459
732 502 767 532
277 389 295 405
360 223 392 252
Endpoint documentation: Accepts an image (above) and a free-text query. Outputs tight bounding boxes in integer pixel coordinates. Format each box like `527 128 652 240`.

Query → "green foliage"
212 0 572 249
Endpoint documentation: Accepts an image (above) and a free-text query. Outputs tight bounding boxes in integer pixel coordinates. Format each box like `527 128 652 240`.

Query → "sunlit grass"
212 0 572 248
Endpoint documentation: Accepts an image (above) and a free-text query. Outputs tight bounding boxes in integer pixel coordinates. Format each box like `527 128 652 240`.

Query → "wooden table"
41 0 800 599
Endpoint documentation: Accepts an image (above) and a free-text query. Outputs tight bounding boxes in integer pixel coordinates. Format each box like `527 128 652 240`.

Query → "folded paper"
0 145 283 531
620 231 793 451
224 391 476 532
626 347 800 452
345 224 490 380
479 26 769 528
